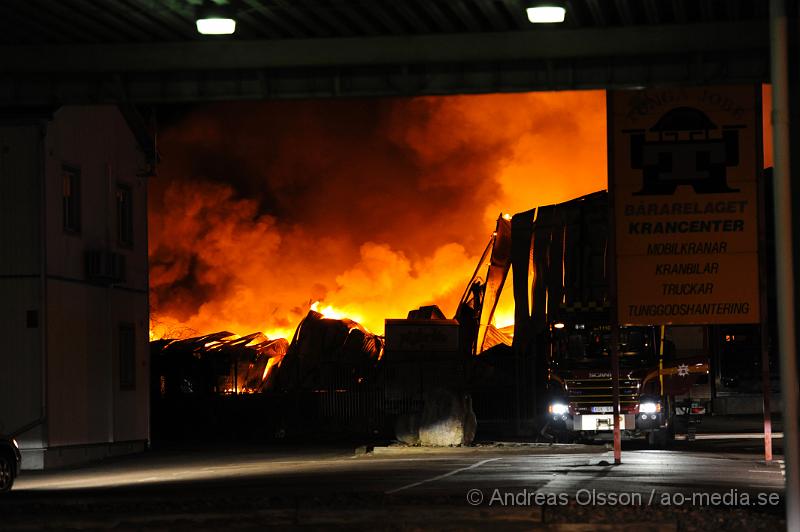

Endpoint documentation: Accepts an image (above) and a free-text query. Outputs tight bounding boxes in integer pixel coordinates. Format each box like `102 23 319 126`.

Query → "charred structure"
151 311 387 441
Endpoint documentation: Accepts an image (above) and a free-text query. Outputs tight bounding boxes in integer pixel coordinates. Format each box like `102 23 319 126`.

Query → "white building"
0 106 151 469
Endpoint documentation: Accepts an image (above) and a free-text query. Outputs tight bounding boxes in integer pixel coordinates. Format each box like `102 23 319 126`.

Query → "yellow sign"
609 86 762 325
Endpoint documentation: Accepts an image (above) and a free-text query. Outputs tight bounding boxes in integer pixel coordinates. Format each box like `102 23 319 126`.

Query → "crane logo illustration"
626 106 743 195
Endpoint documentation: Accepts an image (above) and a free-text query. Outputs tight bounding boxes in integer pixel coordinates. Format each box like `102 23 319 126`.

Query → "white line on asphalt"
385 458 501 494
533 454 615 494
674 432 784 440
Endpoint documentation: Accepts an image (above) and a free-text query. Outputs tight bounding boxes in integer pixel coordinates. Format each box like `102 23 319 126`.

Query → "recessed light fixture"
526 3 567 24
196 1 237 35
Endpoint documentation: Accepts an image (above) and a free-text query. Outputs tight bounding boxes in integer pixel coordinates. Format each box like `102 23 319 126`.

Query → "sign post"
610 325 622 464
758 167 772 463
607 104 623 464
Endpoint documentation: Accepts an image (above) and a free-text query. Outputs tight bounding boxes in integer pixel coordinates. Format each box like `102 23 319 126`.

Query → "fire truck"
524 192 720 445
544 320 712 446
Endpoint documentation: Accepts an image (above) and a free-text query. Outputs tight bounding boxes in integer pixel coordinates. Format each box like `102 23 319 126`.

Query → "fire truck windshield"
552 326 655 368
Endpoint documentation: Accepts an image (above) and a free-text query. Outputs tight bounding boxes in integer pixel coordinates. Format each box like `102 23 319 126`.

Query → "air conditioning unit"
85 249 126 284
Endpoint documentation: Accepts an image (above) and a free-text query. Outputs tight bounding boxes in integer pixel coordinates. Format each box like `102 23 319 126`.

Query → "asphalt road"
0 441 787 531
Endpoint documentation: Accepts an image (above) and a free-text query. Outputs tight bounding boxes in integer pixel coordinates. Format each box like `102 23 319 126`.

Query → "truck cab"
545 320 711 446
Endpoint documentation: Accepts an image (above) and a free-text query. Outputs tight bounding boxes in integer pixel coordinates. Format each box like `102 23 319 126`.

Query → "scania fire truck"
545 319 711 446
524 192 713 445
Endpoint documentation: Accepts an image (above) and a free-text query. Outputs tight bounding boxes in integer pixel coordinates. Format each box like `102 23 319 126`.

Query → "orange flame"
261 356 280 383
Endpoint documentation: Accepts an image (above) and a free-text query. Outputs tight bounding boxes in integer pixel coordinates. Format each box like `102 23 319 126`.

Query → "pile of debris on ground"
152 310 384 397
151 304 489 446
152 332 289 395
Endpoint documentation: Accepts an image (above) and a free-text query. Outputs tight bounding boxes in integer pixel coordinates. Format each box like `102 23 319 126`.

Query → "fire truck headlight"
638 402 660 414
548 403 569 415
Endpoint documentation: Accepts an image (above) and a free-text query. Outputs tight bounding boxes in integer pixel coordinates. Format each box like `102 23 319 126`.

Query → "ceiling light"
196 17 236 35
196 2 236 35
526 4 567 24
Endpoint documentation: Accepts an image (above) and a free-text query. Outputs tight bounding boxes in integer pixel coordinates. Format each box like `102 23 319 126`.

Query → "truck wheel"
648 428 673 449
671 415 688 435
0 453 14 493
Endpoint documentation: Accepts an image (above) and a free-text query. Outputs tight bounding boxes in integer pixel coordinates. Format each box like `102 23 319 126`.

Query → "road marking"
674 432 784 440
385 458 501 494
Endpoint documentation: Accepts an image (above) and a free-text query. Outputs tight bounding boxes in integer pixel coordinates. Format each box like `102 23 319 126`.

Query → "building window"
119 323 136 390
116 184 133 247
62 165 81 233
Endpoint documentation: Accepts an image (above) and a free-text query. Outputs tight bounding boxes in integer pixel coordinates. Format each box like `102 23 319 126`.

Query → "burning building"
145 92 607 441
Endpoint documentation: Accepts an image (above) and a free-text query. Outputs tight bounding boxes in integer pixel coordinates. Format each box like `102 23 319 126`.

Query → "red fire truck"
518 192 716 445
544 320 711 446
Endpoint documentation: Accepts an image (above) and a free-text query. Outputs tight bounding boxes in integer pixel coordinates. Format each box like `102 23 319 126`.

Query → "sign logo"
629 106 740 196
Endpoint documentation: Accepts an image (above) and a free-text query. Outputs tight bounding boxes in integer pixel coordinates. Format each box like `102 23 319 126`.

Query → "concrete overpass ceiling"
0 1 776 104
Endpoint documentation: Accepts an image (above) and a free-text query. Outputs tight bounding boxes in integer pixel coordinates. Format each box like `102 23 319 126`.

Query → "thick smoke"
149 92 606 338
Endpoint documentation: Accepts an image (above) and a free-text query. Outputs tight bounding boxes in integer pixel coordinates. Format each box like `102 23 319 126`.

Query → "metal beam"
769 3 800 531
0 21 769 74
643 0 660 25
114 0 186 41
417 0 456 32
270 0 332 37
469 0 509 31
361 2 408 35
10 1 95 43
232 9 284 39
293 0 357 37
0 49 769 106
65 0 155 42
615 0 635 25
725 0 741 21
563 1 585 28
240 0 307 38
331 4 381 35
497 0 532 30
41 0 126 42
587 0 608 26
700 0 714 22
129 0 196 40
672 0 687 24
448 1 484 32
389 1 433 34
